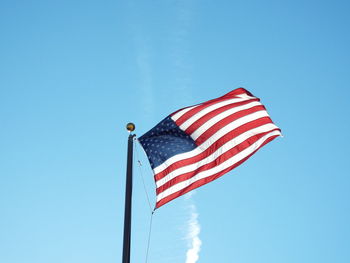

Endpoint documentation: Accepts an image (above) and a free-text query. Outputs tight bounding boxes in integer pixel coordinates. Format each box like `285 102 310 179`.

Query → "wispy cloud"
185 193 202 263
171 2 201 261
135 42 155 119
169 0 195 106
125 0 155 121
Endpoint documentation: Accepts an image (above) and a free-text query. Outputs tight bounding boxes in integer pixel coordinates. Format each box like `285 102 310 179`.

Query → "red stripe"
170 106 195 119
154 116 275 181
155 134 280 208
174 97 235 126
172 89 256 126
210 88 254 99
184 99 260 135
170 88 253 118
156 129 280 195
195 105 267 145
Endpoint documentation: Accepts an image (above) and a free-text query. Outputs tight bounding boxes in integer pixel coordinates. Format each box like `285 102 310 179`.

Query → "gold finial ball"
126 122 135 132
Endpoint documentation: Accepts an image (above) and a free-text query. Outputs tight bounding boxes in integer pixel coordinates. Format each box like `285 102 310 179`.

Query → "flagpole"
122 123 136 263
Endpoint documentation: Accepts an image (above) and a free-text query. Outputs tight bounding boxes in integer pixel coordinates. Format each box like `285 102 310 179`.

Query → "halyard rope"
134 138 155 263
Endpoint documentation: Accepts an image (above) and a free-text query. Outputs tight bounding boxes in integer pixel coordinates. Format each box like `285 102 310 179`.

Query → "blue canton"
139 116 197 169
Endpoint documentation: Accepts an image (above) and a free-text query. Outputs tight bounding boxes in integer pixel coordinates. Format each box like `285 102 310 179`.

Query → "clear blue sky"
1 0 350 262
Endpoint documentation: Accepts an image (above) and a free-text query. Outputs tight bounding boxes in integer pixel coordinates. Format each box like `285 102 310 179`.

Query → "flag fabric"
139 88 281 208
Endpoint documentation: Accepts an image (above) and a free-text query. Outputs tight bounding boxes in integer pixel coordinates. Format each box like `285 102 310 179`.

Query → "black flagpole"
122 123 136 263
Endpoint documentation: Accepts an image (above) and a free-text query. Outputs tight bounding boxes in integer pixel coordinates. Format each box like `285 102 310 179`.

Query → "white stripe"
171 105 198 122
155 123 278 188
190 101 262 140
156 130 281 202
176 95 256 131
153 110 270 174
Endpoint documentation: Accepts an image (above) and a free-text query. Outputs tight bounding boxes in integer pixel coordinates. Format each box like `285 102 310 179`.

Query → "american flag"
139 88 281 208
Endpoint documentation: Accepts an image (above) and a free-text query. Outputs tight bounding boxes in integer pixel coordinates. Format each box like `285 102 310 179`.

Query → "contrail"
185 194 202 263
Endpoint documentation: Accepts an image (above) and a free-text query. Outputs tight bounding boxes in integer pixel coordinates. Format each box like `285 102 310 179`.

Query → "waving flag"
139 88 281 208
